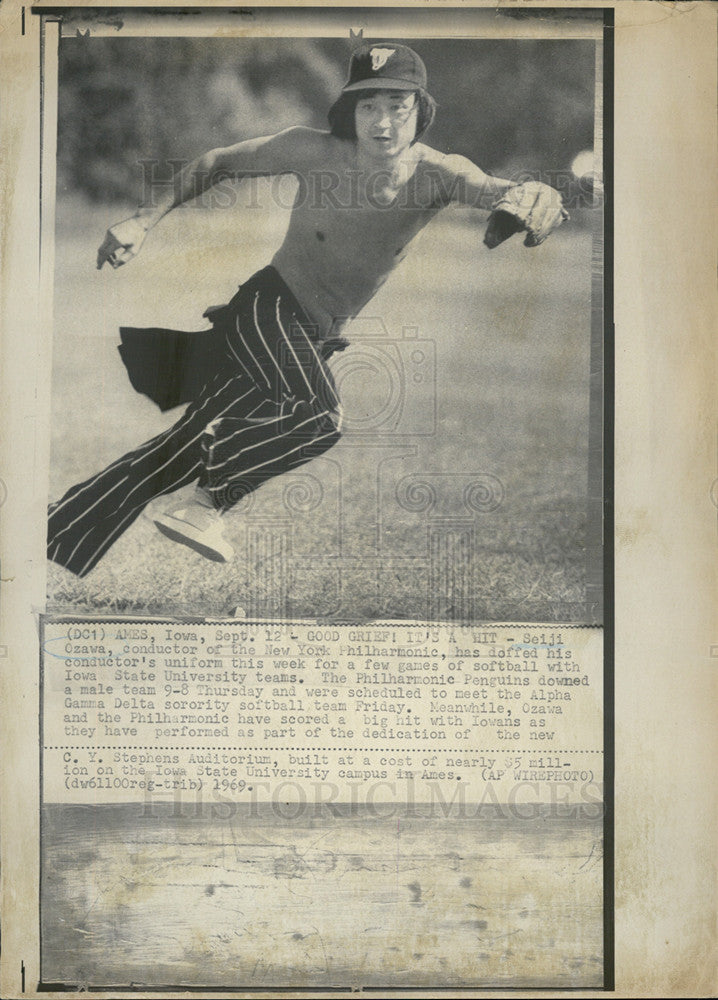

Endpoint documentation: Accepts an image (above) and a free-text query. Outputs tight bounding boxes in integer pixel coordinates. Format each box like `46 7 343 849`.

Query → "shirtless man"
47 42 567 577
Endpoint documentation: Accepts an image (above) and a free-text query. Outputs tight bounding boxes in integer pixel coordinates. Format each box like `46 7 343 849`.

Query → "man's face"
354 90 419 159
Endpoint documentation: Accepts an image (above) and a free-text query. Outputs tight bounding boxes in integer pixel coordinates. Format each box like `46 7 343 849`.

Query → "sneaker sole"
153 517 232 563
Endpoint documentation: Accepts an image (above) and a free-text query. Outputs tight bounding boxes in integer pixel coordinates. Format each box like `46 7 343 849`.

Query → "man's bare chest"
291 165 440 259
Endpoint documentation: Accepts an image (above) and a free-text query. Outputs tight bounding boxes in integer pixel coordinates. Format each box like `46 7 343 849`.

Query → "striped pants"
48 267 343 577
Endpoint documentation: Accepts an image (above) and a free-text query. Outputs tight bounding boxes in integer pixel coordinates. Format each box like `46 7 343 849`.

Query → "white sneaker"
153 501 234 563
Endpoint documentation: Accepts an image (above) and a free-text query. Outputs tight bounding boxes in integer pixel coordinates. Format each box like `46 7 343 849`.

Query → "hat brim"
342 78 425 93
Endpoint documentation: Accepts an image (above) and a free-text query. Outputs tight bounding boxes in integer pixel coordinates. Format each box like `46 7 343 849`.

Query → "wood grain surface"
41 803 603 989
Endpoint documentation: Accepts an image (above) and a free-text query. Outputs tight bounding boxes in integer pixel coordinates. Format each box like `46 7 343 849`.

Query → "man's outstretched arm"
97 127 325 269
429 152 513 211
429 151 568 248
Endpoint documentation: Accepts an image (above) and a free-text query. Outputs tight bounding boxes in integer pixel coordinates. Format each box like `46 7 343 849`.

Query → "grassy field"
47 194 599 622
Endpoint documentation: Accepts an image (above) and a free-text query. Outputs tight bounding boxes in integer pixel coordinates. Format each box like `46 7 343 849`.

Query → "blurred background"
57 36 597 204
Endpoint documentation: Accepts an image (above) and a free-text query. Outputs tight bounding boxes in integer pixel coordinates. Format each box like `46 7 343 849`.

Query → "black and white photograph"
30 7 611 993
46 7 604 625
0 0 612 992
3 2 717 998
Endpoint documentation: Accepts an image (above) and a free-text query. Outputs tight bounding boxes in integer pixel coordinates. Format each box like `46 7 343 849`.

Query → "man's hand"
96 217 148 269
484 181 569 249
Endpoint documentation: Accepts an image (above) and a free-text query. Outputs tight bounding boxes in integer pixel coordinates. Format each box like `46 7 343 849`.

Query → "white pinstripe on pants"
47 267 343 576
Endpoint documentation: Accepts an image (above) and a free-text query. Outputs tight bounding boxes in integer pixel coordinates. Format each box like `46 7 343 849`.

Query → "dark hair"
327 88 437 144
